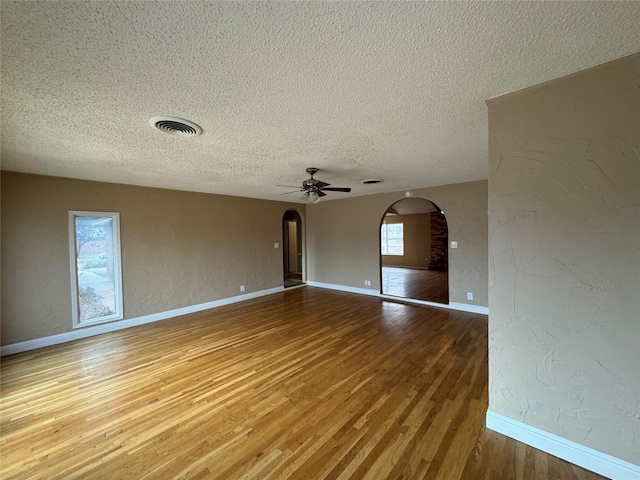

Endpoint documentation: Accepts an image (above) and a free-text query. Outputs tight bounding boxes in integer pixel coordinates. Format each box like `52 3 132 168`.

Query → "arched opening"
282 209 304 288
380 197 449 304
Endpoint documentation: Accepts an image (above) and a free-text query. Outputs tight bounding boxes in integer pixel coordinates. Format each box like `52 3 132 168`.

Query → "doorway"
283 209 303 288
380 197 449 304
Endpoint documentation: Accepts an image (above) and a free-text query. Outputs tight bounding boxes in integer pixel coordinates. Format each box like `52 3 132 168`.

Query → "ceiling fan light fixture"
302 191 321 204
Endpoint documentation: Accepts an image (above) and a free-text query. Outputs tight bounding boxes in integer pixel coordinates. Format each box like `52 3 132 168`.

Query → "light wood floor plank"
1 287 606 479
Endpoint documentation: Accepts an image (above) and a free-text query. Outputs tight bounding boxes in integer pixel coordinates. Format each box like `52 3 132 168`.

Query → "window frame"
381 222 405 256
69 211 124 328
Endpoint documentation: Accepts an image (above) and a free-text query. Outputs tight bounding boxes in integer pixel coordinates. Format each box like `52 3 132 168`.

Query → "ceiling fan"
278 168 352 204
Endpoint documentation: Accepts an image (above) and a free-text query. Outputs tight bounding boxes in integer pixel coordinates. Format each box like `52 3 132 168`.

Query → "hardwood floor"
1 288 605 479
381 267 449 305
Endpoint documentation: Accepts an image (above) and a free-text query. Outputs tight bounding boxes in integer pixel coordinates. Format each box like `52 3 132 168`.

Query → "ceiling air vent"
150 116 202 137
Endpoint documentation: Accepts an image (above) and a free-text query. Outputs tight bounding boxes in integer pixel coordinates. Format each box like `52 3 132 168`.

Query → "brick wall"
429 212 448 271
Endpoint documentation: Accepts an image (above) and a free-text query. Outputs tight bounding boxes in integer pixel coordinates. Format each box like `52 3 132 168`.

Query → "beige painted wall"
487 55 640 464
381 213 431 268
306 181 488 306
1 173 301 345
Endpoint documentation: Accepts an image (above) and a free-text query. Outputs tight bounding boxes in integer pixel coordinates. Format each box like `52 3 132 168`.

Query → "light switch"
451 241 458 248
274 243 279 248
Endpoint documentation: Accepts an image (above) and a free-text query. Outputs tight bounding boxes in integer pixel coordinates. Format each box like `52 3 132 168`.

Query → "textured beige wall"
306 181 488 306
1 173 300 345
487 55 640 463
381 213 431 268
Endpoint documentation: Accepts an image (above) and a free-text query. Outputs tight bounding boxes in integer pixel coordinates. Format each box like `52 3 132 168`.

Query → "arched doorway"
282 209 304 288
380 197 449 304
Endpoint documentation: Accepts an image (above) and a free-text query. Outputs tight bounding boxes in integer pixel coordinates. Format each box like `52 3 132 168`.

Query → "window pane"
70 212 123 326
381 223 404 256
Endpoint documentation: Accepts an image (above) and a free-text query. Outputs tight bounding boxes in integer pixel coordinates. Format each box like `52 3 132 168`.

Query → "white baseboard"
1 286 284 356
306 281 380 297
486 410 640 480
1 283 488 356
306 281 489 315
448 301 489 315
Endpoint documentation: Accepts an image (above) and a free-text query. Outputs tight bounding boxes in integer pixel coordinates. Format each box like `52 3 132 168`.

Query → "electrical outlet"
240 285 245 292
467 292 473 300
364 280 372 286
451 241 458 249
274 243 279 248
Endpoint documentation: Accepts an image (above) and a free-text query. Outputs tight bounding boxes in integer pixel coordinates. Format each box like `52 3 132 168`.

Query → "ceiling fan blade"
277 184 303 189
322 187 351 192
280 190 302 195
314 180 330 188
317 190 327 197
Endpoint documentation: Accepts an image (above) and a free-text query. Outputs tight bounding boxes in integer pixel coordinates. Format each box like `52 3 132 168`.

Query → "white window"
69 211 123 327
381 223 404 256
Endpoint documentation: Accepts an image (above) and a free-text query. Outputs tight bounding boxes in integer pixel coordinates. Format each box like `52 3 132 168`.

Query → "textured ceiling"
2 1 639 202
